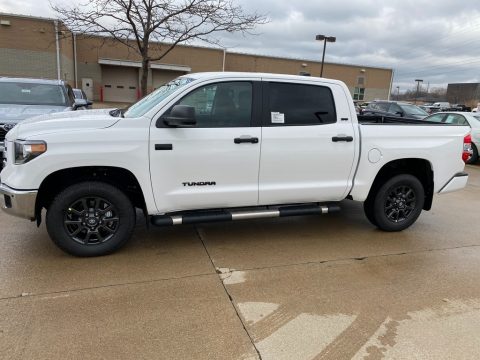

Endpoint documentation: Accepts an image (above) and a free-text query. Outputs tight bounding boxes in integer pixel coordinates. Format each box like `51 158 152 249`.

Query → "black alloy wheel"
47 181 135 257
384 185 416 223
64 196 119 245
364 174 424 232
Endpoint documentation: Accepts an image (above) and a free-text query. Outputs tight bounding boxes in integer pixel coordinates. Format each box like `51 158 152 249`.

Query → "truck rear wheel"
364 174 424 232
46 181 135 257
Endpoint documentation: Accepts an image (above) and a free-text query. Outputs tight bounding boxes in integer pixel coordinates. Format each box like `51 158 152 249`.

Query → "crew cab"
0 72 470 256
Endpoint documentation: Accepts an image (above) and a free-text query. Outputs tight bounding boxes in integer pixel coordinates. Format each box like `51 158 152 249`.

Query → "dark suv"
0 78 91 154
363 101 429 120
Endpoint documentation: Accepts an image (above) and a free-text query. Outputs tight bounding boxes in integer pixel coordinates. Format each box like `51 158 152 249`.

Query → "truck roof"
181 72 345 85
0 77 66 85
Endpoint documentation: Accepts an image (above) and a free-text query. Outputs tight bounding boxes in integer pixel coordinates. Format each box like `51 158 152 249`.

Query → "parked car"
424 111 480 164
449 104 471 112
0 78 91 158
363 101 429 119
0 72 469 256
432 102 451 110
73 88 93 109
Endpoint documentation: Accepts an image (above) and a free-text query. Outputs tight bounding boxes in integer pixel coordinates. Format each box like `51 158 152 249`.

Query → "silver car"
0 77 90 154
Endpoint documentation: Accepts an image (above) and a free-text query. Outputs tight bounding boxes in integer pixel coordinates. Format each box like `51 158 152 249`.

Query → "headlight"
14 140 47 165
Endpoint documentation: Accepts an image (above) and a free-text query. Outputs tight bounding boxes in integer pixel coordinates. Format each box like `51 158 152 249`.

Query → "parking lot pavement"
1 165 479 359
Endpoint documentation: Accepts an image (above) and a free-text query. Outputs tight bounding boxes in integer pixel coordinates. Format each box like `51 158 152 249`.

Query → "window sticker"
271 112 285 124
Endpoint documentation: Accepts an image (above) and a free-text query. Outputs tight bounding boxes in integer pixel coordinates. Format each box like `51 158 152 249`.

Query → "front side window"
353 87 365 101
66 85 76 105
389 103 403 114
175 81 252 127
0 82 68 106
267 82 336 126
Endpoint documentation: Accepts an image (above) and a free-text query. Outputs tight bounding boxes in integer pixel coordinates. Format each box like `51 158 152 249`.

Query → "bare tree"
52 0 267 96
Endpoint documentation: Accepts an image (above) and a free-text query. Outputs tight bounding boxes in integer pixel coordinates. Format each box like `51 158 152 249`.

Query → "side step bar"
151 203 341 227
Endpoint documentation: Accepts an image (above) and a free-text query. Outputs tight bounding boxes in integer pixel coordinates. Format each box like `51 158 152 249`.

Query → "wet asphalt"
1 165 480 360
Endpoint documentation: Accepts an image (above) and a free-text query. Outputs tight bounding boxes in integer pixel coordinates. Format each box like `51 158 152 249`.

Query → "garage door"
152 70 186 90
102 66 138 103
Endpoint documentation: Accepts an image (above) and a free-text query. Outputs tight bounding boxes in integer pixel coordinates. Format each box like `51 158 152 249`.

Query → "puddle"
255 313 356 360
353 299 480 359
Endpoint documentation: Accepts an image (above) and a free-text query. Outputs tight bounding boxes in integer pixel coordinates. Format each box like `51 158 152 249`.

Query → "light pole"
315 35 336 77
414 79 423 104
396 86 400 100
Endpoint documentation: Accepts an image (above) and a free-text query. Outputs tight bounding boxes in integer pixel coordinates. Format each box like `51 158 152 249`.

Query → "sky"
2 0 480 93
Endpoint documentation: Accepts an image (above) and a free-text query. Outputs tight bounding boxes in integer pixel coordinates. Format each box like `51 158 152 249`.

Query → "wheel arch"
366 158 434 211
35 166 147 224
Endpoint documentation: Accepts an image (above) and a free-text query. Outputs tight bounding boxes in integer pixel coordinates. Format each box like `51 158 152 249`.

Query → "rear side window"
266 82 336 126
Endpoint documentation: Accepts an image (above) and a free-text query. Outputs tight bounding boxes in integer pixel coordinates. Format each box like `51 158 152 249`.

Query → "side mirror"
395 111 404 117
161 105 196 127
73 98 88 110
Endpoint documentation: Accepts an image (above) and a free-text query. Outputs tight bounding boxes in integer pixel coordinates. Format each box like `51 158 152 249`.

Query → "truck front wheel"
364 174 424 232
46 181 135 257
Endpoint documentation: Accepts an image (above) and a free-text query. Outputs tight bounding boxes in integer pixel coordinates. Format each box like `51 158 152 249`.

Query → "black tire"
364 174 424 232
467 143 479 164
46 181 135 257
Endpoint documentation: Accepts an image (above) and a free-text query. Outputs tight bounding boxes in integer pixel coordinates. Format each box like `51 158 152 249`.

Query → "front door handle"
332 135 353 142
234 137 259 144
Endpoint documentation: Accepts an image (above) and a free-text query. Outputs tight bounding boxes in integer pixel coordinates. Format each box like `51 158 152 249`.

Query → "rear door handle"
332 135 353 142
234 137 259 144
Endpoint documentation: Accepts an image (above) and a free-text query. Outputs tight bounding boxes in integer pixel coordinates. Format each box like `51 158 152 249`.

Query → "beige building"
0 12 393 103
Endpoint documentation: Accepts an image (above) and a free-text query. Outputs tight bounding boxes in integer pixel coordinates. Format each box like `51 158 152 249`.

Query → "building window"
353 87 365 100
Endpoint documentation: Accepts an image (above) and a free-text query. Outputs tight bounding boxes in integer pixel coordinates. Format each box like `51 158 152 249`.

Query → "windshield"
0 82 67 106
124 77 195 118
400 104 428 116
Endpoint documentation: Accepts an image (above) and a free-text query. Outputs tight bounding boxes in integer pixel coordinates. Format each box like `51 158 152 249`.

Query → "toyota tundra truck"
0 72 469 256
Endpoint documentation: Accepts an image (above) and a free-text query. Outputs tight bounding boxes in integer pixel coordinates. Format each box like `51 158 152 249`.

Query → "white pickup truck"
0 72 469 256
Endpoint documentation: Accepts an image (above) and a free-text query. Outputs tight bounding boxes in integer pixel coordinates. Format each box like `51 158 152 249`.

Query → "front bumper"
0 183 37 220
439 172 469 194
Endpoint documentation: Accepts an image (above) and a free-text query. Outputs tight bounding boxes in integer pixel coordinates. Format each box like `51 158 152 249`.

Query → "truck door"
149 80 262 213
259 81 356 204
